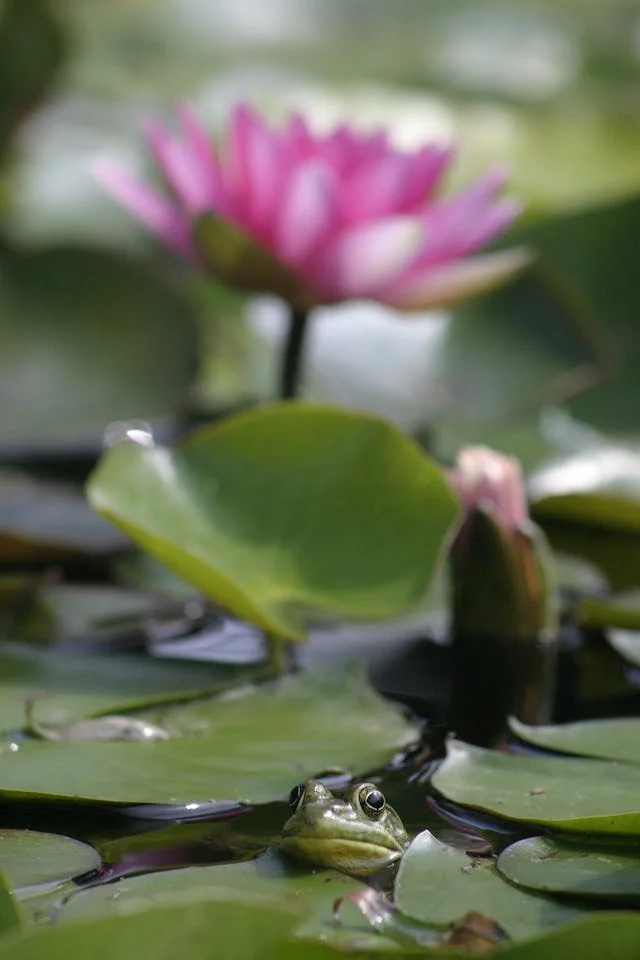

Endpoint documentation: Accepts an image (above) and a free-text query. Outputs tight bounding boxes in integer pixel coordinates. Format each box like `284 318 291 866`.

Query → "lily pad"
0 661 417 804
394 829 585 942
87 403 460 641
432 739 640 835
578 591 640 633
497 836 640 902
0 870 20 936
0 830 100 895
0 891 303 960
0 640 253 734
509 717 640 765
61 848 394 950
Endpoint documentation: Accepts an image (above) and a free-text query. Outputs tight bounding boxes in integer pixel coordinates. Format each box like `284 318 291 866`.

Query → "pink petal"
343 153 411 223
224 104 283 238
456 198 522 256
274 160 338 266
383 247 532 311
400 144 456 210
312 217 426 300
93 159 194 258
146 121 211 215
177 104 227 214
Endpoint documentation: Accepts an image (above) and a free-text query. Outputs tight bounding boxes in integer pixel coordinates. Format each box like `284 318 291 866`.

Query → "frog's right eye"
288 783 305 810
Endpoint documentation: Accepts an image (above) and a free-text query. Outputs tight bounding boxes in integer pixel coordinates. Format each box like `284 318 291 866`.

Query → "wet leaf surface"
0 830 100 896
432 740 640 835
395 829 585 941
0 641 253 734
509 717 640 765
607 629 640 670
498 836 640 902
88 404 460 641
0 662 417 804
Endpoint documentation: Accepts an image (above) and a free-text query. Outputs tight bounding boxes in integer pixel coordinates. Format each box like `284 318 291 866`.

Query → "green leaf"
394 830 585 942
578 591 640 633
0 662 416 803
432 739 640 835
0 245 197 450
87 403 460 641
61 849 391 950
0 0 66 152
497 836 640 902
0 871 21 936
0 641 252 734
0 830 99 895
509 717 640 765
607 629 640 669
0 891 302 960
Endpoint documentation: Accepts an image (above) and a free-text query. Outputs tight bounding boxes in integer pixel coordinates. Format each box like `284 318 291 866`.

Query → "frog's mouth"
279 835 405 876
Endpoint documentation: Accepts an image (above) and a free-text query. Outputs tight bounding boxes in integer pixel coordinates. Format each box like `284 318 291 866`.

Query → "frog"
279 778 409 877
24 697 170 742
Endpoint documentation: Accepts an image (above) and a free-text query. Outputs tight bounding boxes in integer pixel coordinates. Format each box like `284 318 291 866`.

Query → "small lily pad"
0 830 100 895
87 403 460 641
497 836 640 902
395 830 585 942
0 662 417 804
509 717 640 765
432 739 640 835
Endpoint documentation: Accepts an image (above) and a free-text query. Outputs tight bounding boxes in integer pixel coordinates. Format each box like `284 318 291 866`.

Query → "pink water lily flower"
95 104 528 311
449 446 528 532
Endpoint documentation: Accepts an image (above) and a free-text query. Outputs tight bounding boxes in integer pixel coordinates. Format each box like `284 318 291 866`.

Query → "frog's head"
279 779 409 876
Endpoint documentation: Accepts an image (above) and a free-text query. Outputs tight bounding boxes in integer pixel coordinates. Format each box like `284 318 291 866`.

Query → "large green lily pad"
61 849 395 950
394 830 585 942
0 890 303 960
497 836 640 902
0 830 100 895
432 740 640 835
0 662 417 804
87 403 460 641
509 717 640 765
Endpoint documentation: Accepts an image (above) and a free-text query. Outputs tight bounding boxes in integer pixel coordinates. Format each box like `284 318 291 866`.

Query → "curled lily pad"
394 829 585 941
87 403 460 642
0 662 416 804
0 830 100 894
432 739 640 835
509 717 640 765
608 629 640 669
497 836 640 902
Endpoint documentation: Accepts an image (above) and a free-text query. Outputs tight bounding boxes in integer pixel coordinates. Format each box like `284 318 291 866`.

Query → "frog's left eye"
359 786 386 819
288 783 305 811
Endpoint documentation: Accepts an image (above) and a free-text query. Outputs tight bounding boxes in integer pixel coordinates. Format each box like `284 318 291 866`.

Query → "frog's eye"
359 786 386 819
288 783 305 811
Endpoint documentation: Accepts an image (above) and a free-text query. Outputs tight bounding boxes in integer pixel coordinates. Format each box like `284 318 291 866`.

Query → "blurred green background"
2 0 640 464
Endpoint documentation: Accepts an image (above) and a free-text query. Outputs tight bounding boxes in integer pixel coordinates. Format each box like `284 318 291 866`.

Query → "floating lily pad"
509 717 640 765
497 836 640 902
395 829 585 942
0 641 253 734
0 830 100 895
0 662 416 804
88 403 460 641
0 870 20 936
61 848 392 950
0 891 302 960
432 740 640 835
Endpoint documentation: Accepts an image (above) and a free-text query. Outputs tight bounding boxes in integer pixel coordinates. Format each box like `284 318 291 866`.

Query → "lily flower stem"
266 635 296 677
280 306 309 400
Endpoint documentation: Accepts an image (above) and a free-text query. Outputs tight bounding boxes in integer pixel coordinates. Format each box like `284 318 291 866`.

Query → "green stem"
266 635 294 676
280 306 309 400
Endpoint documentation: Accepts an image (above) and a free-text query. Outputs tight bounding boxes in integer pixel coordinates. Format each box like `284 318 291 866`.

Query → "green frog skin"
279 779 409 877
